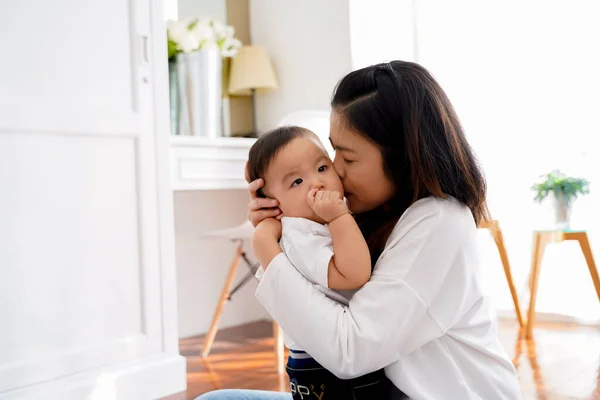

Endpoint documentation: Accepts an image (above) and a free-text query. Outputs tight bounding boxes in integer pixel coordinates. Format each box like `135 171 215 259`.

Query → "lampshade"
228 46 278 96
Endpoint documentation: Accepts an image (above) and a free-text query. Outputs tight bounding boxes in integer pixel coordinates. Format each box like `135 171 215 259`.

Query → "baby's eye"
318 165 328 172
291 178 303 187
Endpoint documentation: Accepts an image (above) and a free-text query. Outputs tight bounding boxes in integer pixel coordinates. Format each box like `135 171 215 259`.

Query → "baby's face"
263 135 344 223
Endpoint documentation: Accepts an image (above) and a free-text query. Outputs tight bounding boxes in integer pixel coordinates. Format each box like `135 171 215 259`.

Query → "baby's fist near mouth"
307 189 349 223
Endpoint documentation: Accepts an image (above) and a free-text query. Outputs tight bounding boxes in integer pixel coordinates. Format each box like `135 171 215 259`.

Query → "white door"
0 0 185 398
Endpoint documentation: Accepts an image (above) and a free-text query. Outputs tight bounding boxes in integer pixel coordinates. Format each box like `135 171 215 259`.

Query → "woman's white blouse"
255 196 522 400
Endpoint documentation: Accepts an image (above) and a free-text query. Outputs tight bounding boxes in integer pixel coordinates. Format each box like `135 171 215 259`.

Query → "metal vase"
177 49 223 138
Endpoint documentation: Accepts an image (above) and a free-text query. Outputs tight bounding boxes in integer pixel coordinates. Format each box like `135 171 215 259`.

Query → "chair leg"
273 320 285 375
526 233 547 339
492 225 525 327
576 234 600 302
202 244 243 357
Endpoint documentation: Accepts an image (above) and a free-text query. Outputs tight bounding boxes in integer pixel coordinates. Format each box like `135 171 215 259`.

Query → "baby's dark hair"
248 125 312 198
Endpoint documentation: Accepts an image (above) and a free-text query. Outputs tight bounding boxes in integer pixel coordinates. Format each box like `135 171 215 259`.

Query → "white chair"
277 110 332 157
200 221 257 355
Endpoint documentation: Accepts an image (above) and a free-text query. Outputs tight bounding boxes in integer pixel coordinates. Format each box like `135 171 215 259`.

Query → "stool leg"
526 233 547 339
273 320 285 375
576 234 600 302
202 244 243 357
492 226 525 327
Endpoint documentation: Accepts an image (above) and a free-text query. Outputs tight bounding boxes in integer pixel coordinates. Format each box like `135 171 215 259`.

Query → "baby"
248 126 371 304
248 126 404 399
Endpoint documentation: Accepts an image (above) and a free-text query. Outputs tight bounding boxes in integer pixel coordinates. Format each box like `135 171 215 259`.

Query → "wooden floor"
165 319 600 400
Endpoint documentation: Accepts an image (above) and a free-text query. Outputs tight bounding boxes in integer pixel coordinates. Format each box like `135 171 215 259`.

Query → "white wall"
174 191 269 338
249 0 353 133
349 0 416 69
177 0 226 21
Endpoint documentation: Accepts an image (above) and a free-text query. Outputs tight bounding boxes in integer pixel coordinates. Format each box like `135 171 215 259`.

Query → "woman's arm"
255 199 476 379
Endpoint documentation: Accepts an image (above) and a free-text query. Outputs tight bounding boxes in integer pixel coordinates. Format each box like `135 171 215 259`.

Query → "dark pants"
286 352 408 400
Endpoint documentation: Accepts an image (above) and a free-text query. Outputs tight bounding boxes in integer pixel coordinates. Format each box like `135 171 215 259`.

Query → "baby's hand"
307 189 348 223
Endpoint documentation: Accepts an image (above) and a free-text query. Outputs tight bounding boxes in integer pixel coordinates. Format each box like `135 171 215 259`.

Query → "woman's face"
329 111 396 214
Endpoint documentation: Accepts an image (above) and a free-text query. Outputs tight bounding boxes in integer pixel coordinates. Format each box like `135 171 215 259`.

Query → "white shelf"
170 135 257 191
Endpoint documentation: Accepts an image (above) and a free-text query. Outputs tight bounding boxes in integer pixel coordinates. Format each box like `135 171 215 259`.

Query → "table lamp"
228 45 278 136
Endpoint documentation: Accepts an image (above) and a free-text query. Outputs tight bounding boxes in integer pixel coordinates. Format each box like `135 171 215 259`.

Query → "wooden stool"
526 230 600 339
479 220 525 327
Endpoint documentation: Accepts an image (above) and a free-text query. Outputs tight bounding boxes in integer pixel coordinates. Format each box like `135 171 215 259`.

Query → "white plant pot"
553 193 572 230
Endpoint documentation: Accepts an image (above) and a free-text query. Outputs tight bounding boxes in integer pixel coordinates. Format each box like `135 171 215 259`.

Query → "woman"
199 61 522 399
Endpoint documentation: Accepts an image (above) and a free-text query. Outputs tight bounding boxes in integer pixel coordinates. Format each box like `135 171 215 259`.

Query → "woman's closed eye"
342 158 354 164
291 178 303 187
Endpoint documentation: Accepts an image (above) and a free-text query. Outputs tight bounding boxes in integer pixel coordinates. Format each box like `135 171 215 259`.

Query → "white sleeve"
255 199 474 379
281 230 333 288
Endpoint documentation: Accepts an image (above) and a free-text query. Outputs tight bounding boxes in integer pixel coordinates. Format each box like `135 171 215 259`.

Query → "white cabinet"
170 136 256 190
0 0 185 398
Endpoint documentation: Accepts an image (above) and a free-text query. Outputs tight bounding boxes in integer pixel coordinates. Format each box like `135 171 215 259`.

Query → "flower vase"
176 49 223 138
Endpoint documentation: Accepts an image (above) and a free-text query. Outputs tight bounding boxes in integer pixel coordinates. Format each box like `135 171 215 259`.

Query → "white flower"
222 25 235 39
192 21 215 47
167 19 190 44
179 32 199 53
220 37 242 57
212 20 235 40
167 16 240 57
211 20 226 37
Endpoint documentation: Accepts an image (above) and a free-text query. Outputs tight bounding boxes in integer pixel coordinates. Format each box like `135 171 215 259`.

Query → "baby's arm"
327 213 371 289
308 189 371 290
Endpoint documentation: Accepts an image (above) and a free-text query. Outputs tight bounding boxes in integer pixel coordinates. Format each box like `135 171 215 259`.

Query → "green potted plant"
531 170 590 229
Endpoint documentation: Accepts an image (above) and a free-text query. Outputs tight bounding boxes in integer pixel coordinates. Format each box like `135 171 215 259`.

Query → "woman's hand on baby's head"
247 177 282 227
307 189 349 223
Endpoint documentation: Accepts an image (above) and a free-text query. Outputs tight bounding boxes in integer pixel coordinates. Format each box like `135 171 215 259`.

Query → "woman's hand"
252 218 283 268
246 162 282 227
